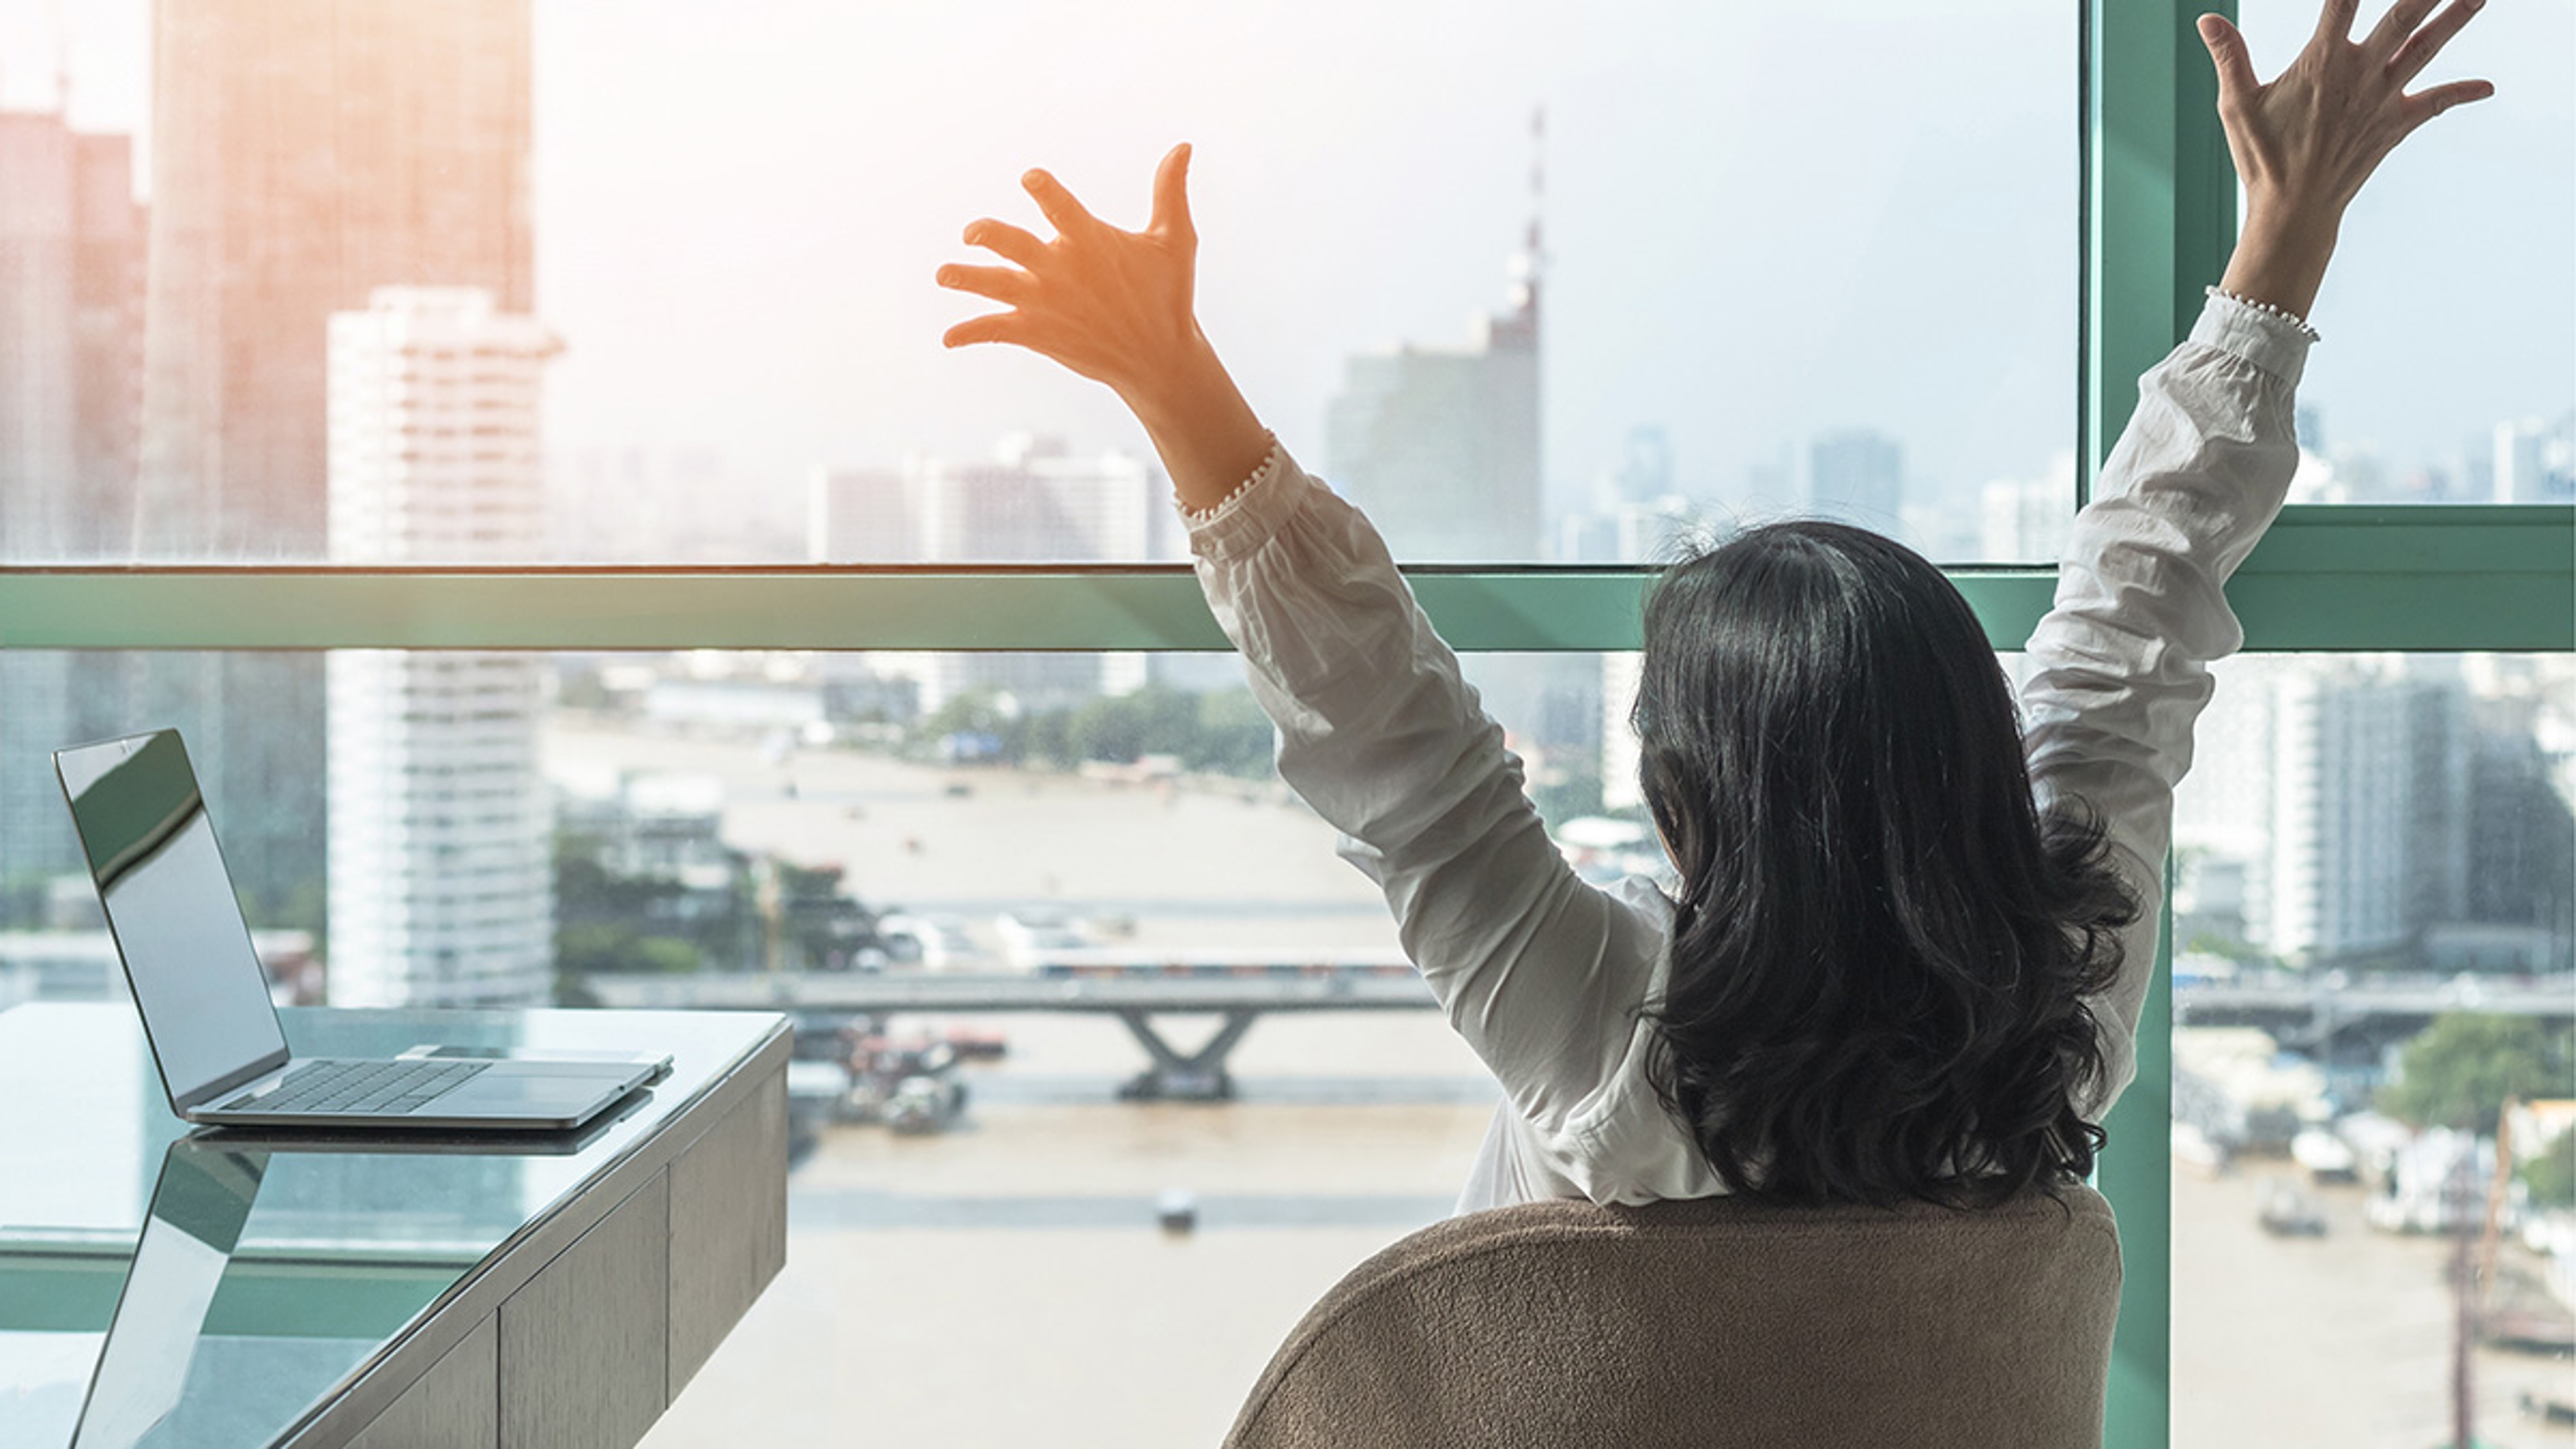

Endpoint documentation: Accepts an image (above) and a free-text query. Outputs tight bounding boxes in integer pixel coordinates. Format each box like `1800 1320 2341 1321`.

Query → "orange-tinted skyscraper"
139 0 533 558
123 0 536 938
0 106 147 902
0 107 144 560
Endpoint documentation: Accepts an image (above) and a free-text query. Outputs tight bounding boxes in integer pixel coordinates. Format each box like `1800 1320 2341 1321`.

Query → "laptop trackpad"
424 1071 616 1126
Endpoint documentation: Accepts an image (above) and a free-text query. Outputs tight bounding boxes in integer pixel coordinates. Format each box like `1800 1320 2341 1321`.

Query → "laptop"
69 1140 264 1449
55 729 662 1130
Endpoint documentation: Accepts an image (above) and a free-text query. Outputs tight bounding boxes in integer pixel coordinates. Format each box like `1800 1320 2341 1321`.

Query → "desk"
0 1003 790 1449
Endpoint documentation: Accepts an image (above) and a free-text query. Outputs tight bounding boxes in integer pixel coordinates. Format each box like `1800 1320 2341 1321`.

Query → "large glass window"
2169 652 2576 1446
1 1 2074 568
4 3 2572 1446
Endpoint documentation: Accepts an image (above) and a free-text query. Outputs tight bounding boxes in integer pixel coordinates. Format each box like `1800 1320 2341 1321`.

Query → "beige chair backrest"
1223 1183 2121 1449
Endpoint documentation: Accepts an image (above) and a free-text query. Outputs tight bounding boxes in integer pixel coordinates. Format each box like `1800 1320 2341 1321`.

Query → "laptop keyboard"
227 1059 490 1116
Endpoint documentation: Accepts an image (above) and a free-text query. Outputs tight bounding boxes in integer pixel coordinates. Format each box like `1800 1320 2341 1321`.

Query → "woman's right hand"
936 144 1271 512
2198 0 2493 317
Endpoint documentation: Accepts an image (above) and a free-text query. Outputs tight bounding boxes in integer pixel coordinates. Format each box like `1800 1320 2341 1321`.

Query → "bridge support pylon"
1112 1008 1260 1102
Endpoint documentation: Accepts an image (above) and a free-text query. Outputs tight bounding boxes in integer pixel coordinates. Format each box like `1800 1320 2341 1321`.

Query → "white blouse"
1183 293 2313 1212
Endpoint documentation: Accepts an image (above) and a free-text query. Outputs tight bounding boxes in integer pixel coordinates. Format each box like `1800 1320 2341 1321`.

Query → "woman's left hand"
2200 0 2495 317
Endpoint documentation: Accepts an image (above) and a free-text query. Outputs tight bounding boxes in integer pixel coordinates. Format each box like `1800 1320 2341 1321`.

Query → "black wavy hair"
1632 520 2137 1209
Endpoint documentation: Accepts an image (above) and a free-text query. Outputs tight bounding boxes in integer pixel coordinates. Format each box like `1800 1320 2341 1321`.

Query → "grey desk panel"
667 1073 788 1397
347 1316 496 1449
0 1004 790 1449
498 1173 670 1449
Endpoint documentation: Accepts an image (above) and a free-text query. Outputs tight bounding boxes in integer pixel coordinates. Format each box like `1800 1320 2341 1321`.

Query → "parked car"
885 1073 966 1135
2257 1179 2327 1238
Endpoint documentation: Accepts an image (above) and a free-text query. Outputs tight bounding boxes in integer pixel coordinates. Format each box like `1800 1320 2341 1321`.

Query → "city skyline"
3 0 2565 555
0 3 2567 977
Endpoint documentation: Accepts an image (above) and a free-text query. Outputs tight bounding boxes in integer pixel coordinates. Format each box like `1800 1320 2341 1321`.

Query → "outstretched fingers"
934 262 1034 309
1021 168 1100 239
1148 142 1195 241
2362 0 2446 56
962 219 1049 273
2399 76 2496 132
941 146 1204 393
2387 0 2484 85
2198 15 2259 105
942 311 1026 350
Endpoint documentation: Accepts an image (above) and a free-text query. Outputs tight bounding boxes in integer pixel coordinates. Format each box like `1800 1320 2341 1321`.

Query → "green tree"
2522 1124 2576 1210
1189 689 1277 777
774 861 875 971
1067 686 1197 764
556 923 702 977
554 830 753 973
2377 1014 2575 1135
918 688 1024 763
1022 709 1075 769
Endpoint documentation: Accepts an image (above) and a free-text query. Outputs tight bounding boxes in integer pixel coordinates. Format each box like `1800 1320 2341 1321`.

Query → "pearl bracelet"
1181 431 1279 523
2206 284 2320 342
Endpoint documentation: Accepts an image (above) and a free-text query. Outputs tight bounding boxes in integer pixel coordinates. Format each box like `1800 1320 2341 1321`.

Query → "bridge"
584 965 2573 1099
584 968 1440 1101
2176 972 2575 1055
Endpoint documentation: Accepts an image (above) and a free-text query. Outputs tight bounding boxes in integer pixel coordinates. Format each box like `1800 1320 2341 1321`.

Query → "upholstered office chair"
1222 1183 2121 1449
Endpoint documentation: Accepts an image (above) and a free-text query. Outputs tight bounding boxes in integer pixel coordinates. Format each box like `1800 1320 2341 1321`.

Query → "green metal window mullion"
0 517 2567 651
2089 3 2234 1446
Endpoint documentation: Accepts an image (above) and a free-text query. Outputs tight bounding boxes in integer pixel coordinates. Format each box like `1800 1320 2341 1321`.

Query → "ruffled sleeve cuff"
1181 433 1313 563
2189 290 2315 390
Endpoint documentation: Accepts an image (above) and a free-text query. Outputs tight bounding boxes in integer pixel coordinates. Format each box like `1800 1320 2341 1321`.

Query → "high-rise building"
325 288 555 1007
555 444 796 562
140 0 534 559
806 465 916 564
125 0 535 947
0 106 144 559
1804 429 1904 532
1324 114 1544 564
2452 659 2576 971
2493 413 2576 504
809 437 1166 714
922 435 1160 710
0 107 147 904
1557 425 1707 564
1600 653 1646 814
1979 452 2077 563
2177 653 2576 973
915 434 1161 566
1322 276 1542 563
2260 665 2469 963
2171 657 2284 949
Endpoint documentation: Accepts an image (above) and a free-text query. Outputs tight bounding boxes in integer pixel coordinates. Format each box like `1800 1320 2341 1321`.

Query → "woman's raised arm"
936 144 1271 511
935 148 1663 1161
2025 0 2493 1118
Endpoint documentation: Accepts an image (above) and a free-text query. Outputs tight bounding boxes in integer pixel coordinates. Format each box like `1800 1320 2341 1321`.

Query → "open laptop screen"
58 731 290 1105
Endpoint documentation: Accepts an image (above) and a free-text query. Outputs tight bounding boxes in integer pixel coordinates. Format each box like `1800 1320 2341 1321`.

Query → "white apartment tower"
808 435 1165 713
325 288 557 1006
2257 665 2469 962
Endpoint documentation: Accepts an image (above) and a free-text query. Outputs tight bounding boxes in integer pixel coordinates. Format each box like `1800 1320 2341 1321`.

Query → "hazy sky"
3 0 2567 534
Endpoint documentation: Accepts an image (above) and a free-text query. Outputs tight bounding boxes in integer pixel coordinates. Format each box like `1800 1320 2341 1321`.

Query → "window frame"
0 3 2569 1442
